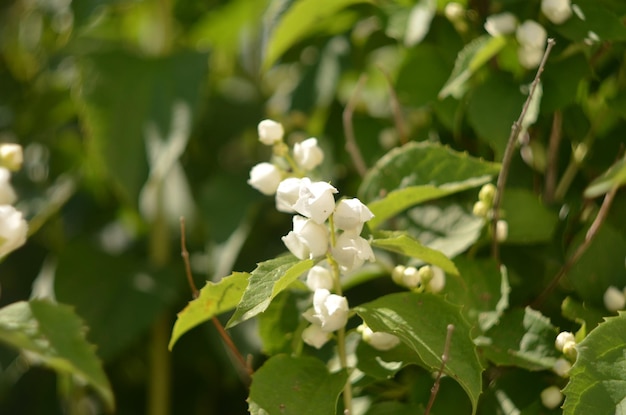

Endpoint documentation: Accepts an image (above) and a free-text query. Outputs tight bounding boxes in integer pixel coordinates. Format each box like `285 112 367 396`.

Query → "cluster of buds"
0 144 27 259
392 264 445 294
472 183 508 242
248 120 377 349
603 285 626 313
552 330 578 378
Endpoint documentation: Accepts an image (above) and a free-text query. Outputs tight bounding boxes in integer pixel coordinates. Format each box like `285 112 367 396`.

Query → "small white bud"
0 144 23 171
392 265 406 285
478 183 496 204
0 168 17 205
306 265 334 291
333 198 374 233
516 20 547 49
517 45 545 69
401 266 421 289
555 331 575 352
553 357 572 377
472 200 490 218
444 2 464 22
247 162 282 195
257 119 284 145
0 205 28 258
562 341 577 360
603 286 626 312
541 0 573 25
357 323 400 351
302 324 331 349
293 138 324 170
484 12 518 37
496 220 508 242
427 266 446 293
540 385 564 409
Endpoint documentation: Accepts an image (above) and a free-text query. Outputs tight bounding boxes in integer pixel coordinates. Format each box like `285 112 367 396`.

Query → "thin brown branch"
343 74 368 177
492 38 556 261
378 66 408 145
544 111 562 204
531 186 618 308
424 324 455 415
179 217 253 384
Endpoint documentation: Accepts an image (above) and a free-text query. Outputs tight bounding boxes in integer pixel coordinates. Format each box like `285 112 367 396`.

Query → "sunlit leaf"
249 354 348 415
169 272 249 350
0 300 114 411
563 313 626 415
355 292 483 414
584 155 626 198
561 296 605 332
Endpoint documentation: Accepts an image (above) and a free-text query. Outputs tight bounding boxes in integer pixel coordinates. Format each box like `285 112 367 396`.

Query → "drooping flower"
306 289 349 332
484 12 518 37
257 119 284 145
247 162 282 195
0 205 28 258
306 264 334 291
282 215 329 260
292 178 337 224
331 229 375 273
357 323 400 351
541 0 572 25
275 177 302 213
516 20 547 49
293 138 324 170
333 198 374 233
302 323 332 349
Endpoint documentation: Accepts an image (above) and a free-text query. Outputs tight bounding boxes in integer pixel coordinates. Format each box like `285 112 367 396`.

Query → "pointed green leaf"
0 300 114 411
263 0 371 69
561 296 605 332
355 292 483 414
563 313 626 415
439 35 507 99
358 141 500 206
226 255 314 328
248 354 348 415
584 155 626 198
169 272 249 350
355 340 423 380
500 188 558 244
477 307 559 371
258 290 304 355
372 234 459 275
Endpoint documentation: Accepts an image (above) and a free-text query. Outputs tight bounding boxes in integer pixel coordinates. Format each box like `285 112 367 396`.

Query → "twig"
491 39 556 261
378 66 408 145
531 186 618 308
179 217 253 383
424 324 455 415
343 74 368 177
544 111 562 204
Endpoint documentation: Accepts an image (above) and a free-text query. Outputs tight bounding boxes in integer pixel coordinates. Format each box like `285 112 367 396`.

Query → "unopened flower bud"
516 20 547 49
247 162 282 195
418 265 434 284
555 331 575 352
0 205 28 258
472 201 490 218
427 266 446 293
392 265 406 285
0 168 17 205
302 324 331 349
258 119 284 145
478 183 496 204
282 216 329 260
306 265 334 291
333 198 374 233
603 286 626 312
357 323 400 351
541 0 572 25
401 266 421 289
293 138 324 170
484 12 518 37
444 2 464 21
517 45 545 69
553 357 571 377
540 385 564 410
0 144 23 171
496 220 508 242
562 341 577 360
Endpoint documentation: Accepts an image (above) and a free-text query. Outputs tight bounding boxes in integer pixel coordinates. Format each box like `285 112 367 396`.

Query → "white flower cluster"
248 120 377 349
555 330 577 359
392 264 445 293
603 285 626 312
0 144 27 259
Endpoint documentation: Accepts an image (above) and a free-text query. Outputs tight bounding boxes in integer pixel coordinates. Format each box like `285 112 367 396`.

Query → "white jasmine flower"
603 286 626 312
302 323 331 349
540 385 564 409
257 119 284 145
306 289 349 332
282 216 329 260
484 12 518 37
553 357 572 377
0 144 23 171
516 20 547 49
306 265 334 291
541 0 572 25
333 198 374 233
247 162 282 195
293 138 324 170
0 168 16 205
331 229 375 273
357 323 400 351
292 178 338 224
555 331 575 352
0 205 28 258
427 266 446 293
275 177 302 213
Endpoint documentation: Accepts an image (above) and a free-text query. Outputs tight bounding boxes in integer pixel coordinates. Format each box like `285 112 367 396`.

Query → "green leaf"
355 292 483 414
78 50 207 204
168 272 249 350
372 233 459 275
263 0 371 69
439 35 507 99
563 313 626 415
561 297 605 332
477 307 559 371
258 290 303 355
358 141 500 205
584 155 626 198
0 300 114 411
226 255 314 328
557 0 626 42
396 44 453 107
248 354 348 415
500 188 558 244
